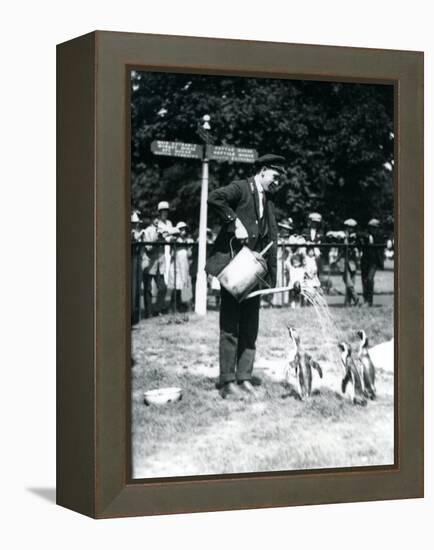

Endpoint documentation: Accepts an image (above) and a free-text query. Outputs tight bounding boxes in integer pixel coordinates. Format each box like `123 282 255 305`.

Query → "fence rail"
131 241 394 323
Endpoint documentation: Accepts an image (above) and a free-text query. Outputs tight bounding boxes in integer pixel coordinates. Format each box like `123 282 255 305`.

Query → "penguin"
338 342 367 406
286 325 323 400
357 330 376 400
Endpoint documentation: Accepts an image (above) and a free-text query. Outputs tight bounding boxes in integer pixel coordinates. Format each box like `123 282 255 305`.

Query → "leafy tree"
131 71 394 232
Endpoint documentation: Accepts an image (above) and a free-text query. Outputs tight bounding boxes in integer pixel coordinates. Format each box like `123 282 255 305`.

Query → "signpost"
151 140 203 159
195 157 209 315
150 130 257 315
206 145 257 163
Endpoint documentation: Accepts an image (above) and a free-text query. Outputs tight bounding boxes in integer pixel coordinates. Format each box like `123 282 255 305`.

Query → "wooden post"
344 240 349 306
195 156 209 315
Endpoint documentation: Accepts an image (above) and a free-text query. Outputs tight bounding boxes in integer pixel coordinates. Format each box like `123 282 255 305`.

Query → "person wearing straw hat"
305 212 323 244
303 212 323 254
167 221 194 312
142 201 175 317
130 210 144 242
206 154 285 398
340 218 360 306
359 218 383 307
156 201 176 286
303 211 324 268
131 210 144 324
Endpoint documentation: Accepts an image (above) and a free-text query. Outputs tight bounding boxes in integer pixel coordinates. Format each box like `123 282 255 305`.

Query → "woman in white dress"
168 222 193 312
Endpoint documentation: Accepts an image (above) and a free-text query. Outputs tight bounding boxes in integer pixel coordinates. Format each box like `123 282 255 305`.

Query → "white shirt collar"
254 180 265 218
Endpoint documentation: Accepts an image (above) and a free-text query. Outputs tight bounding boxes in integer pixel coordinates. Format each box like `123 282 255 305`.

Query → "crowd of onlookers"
274 213 393 308
131 201 196 318
131 203 393 318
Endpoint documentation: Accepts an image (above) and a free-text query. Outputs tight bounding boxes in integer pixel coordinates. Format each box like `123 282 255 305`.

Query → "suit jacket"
206 178 278 287
301 226 324 244
359 232 384 269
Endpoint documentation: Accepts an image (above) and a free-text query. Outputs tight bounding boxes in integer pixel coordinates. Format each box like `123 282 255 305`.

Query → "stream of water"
300 287 343 366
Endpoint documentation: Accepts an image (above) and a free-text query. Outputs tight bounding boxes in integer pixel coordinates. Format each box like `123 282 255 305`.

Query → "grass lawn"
322 266 394 297
131 303 394 479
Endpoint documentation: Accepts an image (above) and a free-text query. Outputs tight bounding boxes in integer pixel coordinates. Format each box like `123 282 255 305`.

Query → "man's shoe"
238 380 258 396
220 382 241 399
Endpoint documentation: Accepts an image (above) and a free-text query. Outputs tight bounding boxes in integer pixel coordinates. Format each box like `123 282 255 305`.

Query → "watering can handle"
230 238 273 259
229 236 237 259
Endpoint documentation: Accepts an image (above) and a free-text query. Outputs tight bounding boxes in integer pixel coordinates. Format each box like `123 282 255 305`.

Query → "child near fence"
284 247 321 307
284 252 305 308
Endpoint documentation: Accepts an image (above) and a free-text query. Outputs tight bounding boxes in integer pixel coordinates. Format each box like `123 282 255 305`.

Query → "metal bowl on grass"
143 387 182 406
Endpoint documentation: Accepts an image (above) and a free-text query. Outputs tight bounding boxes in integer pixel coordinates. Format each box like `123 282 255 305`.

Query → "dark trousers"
343 268 359 306
169 289 191 313
219 287 260 384
142 272 167 317
361 262 377 306
131 249 141 324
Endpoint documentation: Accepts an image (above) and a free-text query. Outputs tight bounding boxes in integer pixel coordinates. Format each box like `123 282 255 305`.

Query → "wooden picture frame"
57 31 423 518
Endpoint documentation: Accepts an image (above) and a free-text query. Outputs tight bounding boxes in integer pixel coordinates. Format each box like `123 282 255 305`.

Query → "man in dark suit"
359 218 384 306
206 154 285 398
303 212 324 246
334 218 360 306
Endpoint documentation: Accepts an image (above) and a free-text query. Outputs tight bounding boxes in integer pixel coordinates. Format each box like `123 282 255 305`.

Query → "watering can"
217 239 273 302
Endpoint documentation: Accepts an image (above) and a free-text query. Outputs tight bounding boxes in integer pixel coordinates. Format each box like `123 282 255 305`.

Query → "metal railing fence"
131 241 393 323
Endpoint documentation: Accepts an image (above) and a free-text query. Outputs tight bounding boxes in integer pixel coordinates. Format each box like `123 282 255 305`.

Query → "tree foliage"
131 71 394 231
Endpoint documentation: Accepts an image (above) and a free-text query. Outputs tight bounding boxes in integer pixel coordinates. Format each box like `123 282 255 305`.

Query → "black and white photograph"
129 70 395 479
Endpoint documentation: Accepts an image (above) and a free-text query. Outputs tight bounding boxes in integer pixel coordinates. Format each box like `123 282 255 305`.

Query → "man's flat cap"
368 218 380 227
255 154 286 172
344 218 357 227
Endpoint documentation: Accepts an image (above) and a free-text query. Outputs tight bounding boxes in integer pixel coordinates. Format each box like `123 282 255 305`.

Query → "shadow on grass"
314 386 344 401
214 375 264 390
280 383 343 403
281 385 302 401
